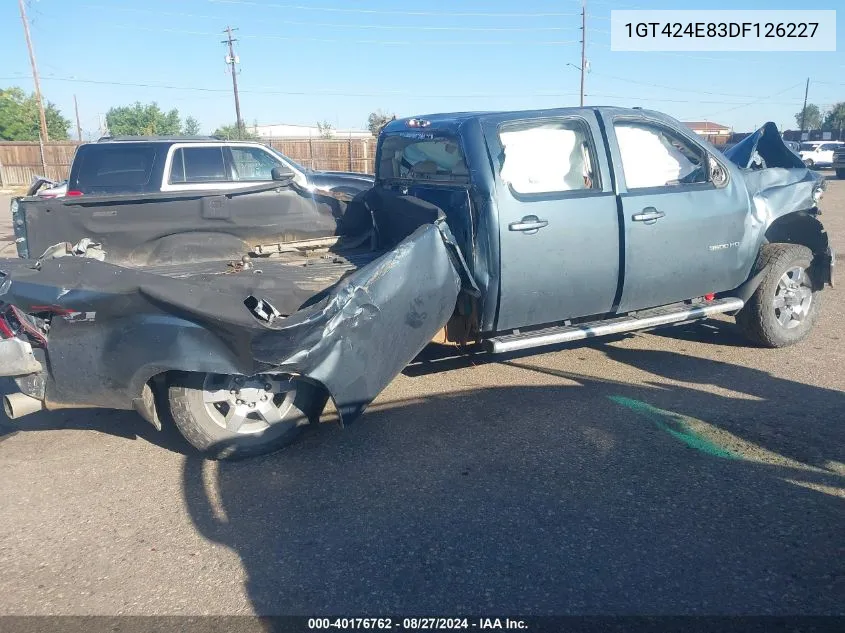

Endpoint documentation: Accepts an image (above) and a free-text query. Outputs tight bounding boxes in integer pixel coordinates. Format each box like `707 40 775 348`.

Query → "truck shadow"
181 351 844 616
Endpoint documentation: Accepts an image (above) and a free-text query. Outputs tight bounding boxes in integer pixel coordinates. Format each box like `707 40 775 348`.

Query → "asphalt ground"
0 177 842 616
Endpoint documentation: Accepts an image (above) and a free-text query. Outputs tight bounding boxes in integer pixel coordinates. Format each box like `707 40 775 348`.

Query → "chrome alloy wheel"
201 374 298 435
773 266 813 330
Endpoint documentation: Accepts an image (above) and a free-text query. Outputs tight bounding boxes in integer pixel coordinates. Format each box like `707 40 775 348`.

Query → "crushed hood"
724 122 806 170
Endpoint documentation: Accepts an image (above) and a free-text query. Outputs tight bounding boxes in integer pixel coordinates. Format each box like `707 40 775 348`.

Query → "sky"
1 0 843 138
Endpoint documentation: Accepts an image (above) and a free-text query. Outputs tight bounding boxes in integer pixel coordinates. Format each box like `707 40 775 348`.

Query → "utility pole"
579 0 586 107
73 95 82 142
18 0 49 173
222 26 243 137
799 77 810 137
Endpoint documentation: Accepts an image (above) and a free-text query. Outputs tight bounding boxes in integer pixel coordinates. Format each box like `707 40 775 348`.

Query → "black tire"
168 372 327 460
804 158 815 169
836 169 845 180
735 244 822 348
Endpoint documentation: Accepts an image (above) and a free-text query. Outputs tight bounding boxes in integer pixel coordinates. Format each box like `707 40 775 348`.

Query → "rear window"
378 133 468 182
74 145 157 193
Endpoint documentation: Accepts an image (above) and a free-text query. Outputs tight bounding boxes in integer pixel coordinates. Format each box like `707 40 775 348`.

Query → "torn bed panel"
0 221 465 422
250 222 464 422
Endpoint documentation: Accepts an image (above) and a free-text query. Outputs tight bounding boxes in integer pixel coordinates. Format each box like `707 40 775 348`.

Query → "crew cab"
0 107 833 459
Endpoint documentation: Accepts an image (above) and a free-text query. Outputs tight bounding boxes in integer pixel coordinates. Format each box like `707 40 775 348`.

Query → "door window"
498 120 598 194
614 121 707 189
170 147 228 183
229 146 283 181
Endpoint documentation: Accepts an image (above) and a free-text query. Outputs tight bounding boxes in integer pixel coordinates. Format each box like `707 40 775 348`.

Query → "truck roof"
381 106 662 134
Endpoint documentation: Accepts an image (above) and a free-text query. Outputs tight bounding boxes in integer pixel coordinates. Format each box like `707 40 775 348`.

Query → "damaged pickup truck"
0 108 833 459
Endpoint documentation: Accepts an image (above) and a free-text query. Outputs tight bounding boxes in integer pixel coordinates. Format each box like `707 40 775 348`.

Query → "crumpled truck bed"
0 221 472 422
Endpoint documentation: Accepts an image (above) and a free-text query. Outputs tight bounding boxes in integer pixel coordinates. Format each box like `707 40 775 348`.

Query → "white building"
682 121 732 139
249 123 372 139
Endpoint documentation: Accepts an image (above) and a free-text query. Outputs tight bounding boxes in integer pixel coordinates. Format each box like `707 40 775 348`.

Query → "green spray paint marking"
609 395 739 460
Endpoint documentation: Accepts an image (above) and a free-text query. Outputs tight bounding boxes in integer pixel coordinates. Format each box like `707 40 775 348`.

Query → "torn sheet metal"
722 123 825 226
0 221 466 422
724 122 806 170
0 338 42 377
37 238 106 263
743 167 823 227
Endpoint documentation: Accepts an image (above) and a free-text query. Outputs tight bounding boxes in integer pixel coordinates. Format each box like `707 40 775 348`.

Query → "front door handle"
632 207 665 224
509 215 549 234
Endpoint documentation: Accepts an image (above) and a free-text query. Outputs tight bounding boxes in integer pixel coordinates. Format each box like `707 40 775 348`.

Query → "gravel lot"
0 177 843 616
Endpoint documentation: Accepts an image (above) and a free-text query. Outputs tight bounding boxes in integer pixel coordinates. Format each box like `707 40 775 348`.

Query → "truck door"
482 112 621 331
606 117 751 312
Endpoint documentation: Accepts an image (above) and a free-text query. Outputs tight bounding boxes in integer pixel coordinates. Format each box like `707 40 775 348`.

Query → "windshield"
378 133 469 182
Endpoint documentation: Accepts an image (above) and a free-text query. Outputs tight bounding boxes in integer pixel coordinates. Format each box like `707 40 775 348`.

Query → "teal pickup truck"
0 107 833 459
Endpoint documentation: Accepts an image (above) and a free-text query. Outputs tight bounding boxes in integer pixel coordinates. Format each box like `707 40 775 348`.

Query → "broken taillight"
704 293 716 301
0 311 13 339
0 305 48 347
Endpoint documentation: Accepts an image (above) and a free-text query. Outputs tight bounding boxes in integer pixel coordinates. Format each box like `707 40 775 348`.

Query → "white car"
799 141 844 168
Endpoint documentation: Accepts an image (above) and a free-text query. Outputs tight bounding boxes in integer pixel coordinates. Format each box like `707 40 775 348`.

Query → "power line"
79 5 579 31
0 74 816 107
699 82 805 118
106 24 580 45
207 0 581 18
588 71 764 99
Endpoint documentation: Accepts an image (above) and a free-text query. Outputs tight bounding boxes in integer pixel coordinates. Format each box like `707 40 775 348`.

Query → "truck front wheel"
735 244 821 348
168 372 327 459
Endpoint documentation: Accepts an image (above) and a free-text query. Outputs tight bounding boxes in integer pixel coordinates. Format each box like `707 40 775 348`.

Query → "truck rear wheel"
735 244 821 348
168 372 327 459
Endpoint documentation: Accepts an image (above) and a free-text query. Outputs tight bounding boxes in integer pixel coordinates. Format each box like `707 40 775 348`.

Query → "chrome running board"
485 297 744 354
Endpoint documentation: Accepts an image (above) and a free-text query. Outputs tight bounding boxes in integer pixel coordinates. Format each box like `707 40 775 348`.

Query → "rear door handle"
509 215 549 234
632 207 665 224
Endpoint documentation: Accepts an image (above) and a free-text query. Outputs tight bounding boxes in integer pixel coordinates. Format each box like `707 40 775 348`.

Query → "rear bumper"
0 338 43 377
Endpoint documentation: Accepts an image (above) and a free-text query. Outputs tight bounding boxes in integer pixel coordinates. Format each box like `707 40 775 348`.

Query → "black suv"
64 136 373 197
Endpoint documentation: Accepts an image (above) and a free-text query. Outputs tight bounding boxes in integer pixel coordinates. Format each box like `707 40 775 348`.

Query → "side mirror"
271 166 295 185
708 154 728 187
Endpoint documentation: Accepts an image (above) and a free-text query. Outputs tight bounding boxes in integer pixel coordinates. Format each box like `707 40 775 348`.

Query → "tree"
0 87 70 141
182 116 201 135
212 124 259 140
367 109 395 136
317 120 334 139
794 104 821 130
822 102 845 134
105 102 182 136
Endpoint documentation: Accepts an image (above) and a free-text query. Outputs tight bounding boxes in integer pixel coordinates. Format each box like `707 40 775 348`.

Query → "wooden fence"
0 142 78 186
0 137 377 187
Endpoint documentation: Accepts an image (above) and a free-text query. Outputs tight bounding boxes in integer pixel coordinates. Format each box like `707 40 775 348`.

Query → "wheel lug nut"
265 384 272 391
248 402 255 408
230 389 237 395
236 399 243 405
261 395 268 401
